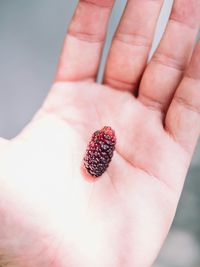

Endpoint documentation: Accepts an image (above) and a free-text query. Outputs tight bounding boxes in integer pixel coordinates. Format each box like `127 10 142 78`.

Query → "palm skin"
0 81 191 267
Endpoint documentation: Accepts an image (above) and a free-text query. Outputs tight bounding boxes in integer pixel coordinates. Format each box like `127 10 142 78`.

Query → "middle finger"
103 0 164 92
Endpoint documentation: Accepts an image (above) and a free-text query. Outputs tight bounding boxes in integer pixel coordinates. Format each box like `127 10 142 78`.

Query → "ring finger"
138 0 200 113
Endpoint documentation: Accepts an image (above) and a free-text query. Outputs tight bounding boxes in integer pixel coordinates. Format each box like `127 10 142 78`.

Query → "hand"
0 1 200 266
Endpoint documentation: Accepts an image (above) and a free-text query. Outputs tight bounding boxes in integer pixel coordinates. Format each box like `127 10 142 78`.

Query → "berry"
83 126 116 177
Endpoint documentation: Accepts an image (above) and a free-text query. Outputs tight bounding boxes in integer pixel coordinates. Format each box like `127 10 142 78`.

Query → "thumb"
0 138 9 149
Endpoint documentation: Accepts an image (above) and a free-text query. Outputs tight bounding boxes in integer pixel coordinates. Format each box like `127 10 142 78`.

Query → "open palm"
0 1 200 267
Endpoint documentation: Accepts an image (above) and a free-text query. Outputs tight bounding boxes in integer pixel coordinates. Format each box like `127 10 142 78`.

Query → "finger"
139 0 200 112
55 0 115 82
103 0 163 91
165 39 200 154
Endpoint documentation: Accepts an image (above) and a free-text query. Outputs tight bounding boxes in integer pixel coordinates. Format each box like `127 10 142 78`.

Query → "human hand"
0 1 200 266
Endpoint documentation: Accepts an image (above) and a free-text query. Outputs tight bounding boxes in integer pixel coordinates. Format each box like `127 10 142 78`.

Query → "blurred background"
0 0 199 266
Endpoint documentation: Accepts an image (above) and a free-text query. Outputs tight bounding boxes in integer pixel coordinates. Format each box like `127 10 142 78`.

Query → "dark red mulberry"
83 126 116 177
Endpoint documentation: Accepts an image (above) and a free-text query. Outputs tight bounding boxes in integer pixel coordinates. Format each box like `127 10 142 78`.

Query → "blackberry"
83 126 116 177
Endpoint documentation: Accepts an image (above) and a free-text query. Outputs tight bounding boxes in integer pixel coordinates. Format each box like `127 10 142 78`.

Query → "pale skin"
0 0 200 266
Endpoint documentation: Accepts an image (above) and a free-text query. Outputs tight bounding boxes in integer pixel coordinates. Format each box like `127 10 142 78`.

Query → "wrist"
0 184 62 267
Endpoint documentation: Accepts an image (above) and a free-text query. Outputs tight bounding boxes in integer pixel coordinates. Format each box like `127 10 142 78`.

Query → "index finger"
56 0 115 82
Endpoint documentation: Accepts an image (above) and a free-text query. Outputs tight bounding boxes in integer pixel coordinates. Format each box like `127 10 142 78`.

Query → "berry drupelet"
83 126 116 178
